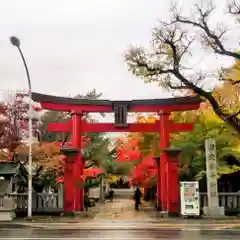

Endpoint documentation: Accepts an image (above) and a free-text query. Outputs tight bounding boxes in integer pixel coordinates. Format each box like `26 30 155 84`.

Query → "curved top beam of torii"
32 92 202 113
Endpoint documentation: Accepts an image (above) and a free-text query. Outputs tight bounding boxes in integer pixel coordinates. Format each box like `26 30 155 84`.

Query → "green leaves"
171 109 240 180
137 108 240 181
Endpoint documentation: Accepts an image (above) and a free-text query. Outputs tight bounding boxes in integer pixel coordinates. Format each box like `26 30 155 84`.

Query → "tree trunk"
99 175 105 203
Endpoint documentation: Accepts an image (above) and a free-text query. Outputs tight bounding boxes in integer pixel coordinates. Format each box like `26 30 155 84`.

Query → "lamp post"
10 36 33 217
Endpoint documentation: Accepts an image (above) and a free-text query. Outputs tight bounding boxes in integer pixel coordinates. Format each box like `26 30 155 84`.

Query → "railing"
9 193 63 212
0 191 239 214
200 192 240 211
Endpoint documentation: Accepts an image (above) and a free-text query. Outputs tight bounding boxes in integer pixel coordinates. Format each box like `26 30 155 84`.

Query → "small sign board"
180 181 200 216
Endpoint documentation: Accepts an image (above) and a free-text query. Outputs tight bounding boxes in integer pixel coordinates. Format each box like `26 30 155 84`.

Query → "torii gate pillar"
71 112 84 212
158 112 170 212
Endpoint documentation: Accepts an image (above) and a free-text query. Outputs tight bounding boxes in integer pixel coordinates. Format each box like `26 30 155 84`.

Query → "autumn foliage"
115 118 158 187
0 92 42 159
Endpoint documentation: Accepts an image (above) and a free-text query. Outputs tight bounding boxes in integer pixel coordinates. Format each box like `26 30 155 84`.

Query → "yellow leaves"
105 174 119 184
217 165 240 178
213 81 240 107
171 110 199 124
198 107 222 124
223 59 240 84
136 114 157 123
217 53 240 115
0 150 9 161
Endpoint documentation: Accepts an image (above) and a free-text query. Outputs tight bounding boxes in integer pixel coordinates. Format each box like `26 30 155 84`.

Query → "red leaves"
129 154 156 186
82 136 91 148
56 176 64 183
115 135 157 187
0 92 42 151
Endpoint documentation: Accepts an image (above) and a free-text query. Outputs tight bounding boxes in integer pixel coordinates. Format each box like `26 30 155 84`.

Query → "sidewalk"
1 199 240 229
2 219 240 230
93 199 150 220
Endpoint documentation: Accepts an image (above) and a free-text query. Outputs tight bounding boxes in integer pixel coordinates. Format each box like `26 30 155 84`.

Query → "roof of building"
0 162 19 175
0 162 27 176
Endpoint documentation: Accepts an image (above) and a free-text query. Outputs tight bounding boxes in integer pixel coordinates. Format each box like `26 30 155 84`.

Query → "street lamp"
10 36 33 217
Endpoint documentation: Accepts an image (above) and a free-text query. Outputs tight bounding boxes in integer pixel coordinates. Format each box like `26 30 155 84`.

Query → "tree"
115 135 157 187
122 111 240 182
13 141 65 191
125 1 240 134
0 92 41 153
171 106 240 180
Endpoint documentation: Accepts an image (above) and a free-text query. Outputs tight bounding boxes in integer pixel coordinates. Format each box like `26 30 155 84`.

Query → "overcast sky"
1 0 238 139
0 0 235 100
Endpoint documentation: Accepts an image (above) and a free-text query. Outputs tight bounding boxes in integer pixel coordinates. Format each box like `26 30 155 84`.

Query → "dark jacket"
134 188 142 204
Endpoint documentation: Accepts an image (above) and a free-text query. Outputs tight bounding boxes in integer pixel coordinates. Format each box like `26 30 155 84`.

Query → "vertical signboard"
180 181 200 216
205 138 219 209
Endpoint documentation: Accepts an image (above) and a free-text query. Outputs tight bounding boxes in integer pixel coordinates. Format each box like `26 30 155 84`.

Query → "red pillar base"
164 148 181 216
61 148 76 213
74 150 84 212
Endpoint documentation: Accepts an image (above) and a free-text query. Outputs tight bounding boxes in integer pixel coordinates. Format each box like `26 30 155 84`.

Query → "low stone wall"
0 198 16 221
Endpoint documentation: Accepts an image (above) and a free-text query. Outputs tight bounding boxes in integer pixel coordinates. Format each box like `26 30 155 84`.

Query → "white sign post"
203 138 224 216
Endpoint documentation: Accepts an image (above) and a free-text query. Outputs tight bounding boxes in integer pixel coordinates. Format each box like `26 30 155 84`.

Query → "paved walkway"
93 199 150 221
3 199 240 230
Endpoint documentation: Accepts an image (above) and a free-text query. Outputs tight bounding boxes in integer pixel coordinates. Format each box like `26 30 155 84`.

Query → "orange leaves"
33 142 65 175
13 142 66 175
56 168 102 183
83 168 102 178
116 135 141 163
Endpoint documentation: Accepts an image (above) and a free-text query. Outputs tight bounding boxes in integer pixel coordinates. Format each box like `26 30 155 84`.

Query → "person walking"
108 188 114 201
84 191 91 212
134 187 142 210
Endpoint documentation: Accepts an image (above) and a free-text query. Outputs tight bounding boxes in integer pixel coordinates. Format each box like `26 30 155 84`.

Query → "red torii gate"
32 92 201 215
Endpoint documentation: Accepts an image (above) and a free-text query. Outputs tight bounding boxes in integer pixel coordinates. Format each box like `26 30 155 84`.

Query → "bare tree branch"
229 1 240 15
171 3 240 59
125 1 240 134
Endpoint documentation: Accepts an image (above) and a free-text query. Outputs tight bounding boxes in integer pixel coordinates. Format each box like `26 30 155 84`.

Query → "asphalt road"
0 228 240 240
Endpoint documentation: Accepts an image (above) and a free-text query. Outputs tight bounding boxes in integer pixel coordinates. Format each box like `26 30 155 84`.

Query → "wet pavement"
0 227 240 239
93 199 150 220
2 199 240 239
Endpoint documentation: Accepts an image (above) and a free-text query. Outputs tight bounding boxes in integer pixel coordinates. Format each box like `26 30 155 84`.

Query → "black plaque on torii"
112 101 130 128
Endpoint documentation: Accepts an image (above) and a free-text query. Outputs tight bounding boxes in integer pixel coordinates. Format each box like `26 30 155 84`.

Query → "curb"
0 223 45 229
2 222 240 230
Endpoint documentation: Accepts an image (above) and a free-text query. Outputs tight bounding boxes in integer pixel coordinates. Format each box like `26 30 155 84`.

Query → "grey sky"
0 0 171 100
0 0 237 102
